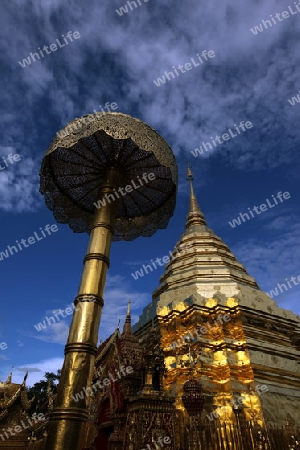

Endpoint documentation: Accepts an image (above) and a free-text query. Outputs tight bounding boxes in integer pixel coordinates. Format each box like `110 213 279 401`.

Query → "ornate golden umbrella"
39 112 178 450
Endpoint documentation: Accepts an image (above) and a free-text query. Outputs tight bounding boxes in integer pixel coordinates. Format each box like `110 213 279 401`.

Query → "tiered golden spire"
186 164 208 229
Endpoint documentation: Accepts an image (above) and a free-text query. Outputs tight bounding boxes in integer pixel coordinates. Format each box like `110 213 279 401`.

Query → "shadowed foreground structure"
81 168 300 450
1 167 299 449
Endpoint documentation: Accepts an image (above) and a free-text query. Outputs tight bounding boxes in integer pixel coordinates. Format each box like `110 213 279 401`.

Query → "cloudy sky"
0 0 299 386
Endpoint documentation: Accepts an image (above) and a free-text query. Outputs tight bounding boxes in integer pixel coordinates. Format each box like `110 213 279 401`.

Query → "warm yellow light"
165 356 175 368
226 297 238 307
158 305 170 316
176 301 188 312
236 351 250 365
206 298 218 307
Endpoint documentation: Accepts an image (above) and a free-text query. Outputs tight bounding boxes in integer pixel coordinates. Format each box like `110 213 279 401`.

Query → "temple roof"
95 328 120 364
95 302 142 369
0 372 34 423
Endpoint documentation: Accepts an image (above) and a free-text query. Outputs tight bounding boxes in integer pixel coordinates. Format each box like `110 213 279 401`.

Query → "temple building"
0 372 47 449
1 168 300 449
82 167 300 449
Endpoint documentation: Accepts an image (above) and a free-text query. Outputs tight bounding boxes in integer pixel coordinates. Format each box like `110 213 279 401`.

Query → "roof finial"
122 300 132 335
22 371 28 387
6 372 12 384
126 300 131 316
186 163 207 228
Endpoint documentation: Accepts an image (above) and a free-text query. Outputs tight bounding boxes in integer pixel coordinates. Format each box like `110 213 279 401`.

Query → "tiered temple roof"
0 372 47 449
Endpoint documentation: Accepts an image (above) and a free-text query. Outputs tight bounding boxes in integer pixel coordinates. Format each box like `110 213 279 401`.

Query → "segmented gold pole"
45 169 121 450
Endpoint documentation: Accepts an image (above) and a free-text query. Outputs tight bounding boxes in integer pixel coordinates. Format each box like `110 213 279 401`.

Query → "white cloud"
20 274 149 345
99 274 150 339
231 220 300 315
0 0 299 222
0 357 64 386
21 320 70 345
0 151 41 212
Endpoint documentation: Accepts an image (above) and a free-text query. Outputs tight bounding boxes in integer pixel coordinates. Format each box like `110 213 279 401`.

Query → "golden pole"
45 168 121 450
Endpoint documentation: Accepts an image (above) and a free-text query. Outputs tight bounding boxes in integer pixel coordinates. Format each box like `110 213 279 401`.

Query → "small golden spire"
6 372 12 384
186 163 207 228
122 300 132 335
126 300 131 316
187 161 194 181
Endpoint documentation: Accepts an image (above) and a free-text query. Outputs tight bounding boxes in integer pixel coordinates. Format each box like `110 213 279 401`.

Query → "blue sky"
0 0 299 386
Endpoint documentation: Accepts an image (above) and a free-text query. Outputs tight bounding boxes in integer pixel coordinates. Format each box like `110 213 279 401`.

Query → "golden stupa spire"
186 163 207 228
122 300 132 335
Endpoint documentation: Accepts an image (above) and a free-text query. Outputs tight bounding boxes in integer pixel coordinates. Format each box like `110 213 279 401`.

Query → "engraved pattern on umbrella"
40 113 178 241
